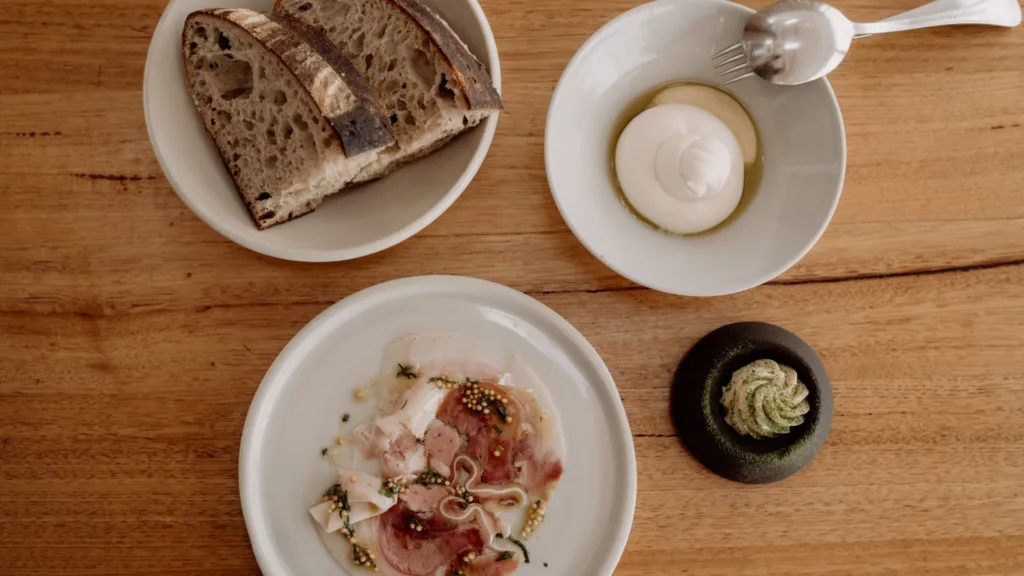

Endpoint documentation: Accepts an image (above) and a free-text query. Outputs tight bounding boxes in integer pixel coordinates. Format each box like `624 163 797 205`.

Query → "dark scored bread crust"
187 9 393 159
268 12 394 156
272 0 502 110
387 0 502 110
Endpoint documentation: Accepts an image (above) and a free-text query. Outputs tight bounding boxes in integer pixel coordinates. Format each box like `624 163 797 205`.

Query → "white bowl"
545 0 845 296
145 0 501 262
240 276 636 576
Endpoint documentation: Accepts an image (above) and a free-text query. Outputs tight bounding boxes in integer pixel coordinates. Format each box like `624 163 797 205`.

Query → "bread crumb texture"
184 13 365 228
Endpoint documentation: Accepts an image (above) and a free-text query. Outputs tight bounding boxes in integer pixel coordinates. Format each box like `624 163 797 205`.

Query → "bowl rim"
544 0 847 296
143 0 502 262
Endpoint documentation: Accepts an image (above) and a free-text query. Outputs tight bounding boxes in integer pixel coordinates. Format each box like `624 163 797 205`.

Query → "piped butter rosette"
721 359 810 439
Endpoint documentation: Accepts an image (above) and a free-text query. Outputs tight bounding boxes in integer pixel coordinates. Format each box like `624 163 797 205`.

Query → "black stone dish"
671 322 833 484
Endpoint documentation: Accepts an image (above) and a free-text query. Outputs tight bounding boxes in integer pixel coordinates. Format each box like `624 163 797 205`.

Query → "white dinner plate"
239 276 636 575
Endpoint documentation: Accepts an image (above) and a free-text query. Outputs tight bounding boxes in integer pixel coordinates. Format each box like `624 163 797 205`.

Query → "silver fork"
712 0 1019 84
711 43 753 85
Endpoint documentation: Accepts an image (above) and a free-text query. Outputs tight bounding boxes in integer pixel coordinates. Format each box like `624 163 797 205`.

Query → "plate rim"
238 275 638 575
143 0 502 263
543 0 847 297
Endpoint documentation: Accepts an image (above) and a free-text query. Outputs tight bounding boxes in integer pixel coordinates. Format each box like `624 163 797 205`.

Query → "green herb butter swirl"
721 359 810 439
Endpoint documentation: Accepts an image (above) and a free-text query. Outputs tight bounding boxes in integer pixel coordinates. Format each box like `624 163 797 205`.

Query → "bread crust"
272 0 502 110
210 9 394 155
182 12 266 228
267 12 394 155
387 0 502 110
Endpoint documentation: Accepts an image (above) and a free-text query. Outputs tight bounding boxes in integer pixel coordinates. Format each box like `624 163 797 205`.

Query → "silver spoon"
714 0 1022 85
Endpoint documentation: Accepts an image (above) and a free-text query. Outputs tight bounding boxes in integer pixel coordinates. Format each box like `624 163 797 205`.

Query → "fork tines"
712 42 755 85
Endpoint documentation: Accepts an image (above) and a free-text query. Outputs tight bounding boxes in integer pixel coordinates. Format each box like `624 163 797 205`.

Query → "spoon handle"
853 0 1021 36
883 0 986 21
854 0 993 38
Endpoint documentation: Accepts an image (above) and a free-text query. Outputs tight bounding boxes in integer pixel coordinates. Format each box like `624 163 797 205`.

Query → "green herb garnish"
323 483 351 512
352 543 376 569
414 469 448 486
397 363 419 379
322 484 355 535
508 536 530 564
493 399 508 422
498 551 515 561
320 448 328 457
454 485 473 502
379 478 407 498
428 375 461 386
342 413 350 422
492 424 503 435
407 514 425 532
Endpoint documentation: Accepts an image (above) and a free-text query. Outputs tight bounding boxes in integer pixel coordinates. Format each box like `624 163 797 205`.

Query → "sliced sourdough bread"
274 0 502 182
182 8 394 229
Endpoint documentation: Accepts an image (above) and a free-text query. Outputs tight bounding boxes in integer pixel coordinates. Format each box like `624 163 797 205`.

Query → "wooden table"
3 0 1024 574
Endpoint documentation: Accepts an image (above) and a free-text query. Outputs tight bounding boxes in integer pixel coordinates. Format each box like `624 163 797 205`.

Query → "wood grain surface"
2 0 1024 574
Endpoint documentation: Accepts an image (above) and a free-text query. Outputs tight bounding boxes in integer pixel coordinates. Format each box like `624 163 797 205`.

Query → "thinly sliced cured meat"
423 419 462 472
377 504 484 576
402 484 449 513
311 334 564 575
382 430 428 479
376 379 450 440
438 382 563 499
449 455 528 509
474 552 522 576
436 393 489 439
466 429 515 484
512 441 564 502
352 422 392 458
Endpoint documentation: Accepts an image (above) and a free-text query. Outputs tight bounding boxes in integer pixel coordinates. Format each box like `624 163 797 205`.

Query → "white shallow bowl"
145 0 501 262
240 276 637 576
545 0 846 296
